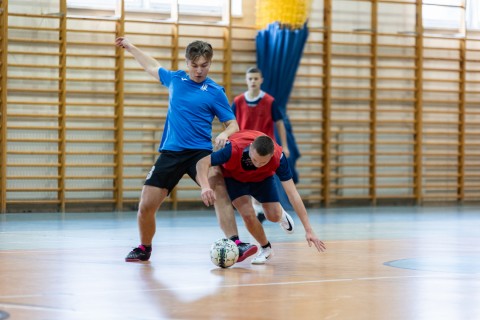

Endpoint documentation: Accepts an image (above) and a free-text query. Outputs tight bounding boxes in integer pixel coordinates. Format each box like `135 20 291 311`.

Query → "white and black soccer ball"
210 238 239 268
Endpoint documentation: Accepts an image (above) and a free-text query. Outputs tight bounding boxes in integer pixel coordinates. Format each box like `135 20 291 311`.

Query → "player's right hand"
214 132 229 149
200 187 216 206
305 231 326 252
115 37 132 50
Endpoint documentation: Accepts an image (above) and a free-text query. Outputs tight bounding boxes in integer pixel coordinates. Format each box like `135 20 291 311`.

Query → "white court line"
0 273 472 300
0 303 159 320
0 303 75 313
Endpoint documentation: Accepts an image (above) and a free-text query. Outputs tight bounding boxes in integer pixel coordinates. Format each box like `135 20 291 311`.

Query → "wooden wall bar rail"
0 0 8 212
1 0 480 212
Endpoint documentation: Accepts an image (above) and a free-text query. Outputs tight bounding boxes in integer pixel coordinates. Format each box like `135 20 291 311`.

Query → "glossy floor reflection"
0 205 479 319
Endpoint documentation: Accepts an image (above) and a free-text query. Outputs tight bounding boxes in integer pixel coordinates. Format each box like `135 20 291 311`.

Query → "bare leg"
262 202 283 223
207 166 239 238
232 195 269 246
137 185 168 245
262 202 294 234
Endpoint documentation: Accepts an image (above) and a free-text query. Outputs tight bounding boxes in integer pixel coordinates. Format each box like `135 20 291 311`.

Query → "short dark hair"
252 135 274 156
246 67 262 76
185 40 213 62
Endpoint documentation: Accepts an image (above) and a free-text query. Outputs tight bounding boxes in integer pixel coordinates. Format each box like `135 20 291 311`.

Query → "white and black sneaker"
279 211 294 234
251 246 274 265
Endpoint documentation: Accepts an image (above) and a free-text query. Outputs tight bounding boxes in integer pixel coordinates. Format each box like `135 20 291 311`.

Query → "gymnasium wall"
0 0 479 213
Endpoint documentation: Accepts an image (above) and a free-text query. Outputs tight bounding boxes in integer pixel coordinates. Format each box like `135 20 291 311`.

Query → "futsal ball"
210 238 239 268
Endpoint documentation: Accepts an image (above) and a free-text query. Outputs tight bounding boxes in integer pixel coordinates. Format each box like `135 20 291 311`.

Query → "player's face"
245 72 263 91
249 147 273 168
186 56 211 83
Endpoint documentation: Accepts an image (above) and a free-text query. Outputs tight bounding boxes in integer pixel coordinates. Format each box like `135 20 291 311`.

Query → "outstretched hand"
305 231 326 252
200 187 216 207
115 37 133 51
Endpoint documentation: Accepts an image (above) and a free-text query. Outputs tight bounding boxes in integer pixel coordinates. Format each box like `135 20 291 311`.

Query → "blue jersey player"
115 37 258 263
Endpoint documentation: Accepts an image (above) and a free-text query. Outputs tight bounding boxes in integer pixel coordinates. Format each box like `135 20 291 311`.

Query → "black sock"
262 242 271 249
141 245 152 252
229 235 239 242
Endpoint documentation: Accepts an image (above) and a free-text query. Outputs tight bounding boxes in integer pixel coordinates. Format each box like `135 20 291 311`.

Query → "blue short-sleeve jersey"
158 68 235 152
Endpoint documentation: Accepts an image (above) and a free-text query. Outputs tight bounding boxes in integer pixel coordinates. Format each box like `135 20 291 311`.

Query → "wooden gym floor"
0 205 479 320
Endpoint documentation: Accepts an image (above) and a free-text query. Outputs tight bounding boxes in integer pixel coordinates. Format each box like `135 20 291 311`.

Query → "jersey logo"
181 77 188 81
146 165 155 180
241 150 256 171
200 84 208 91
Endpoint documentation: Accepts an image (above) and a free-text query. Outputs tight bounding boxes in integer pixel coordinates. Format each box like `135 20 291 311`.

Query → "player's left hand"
305 231 326 252
214 132 229 149
200 187 216 206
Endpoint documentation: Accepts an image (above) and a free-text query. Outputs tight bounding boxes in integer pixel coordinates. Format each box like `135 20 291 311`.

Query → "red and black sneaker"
125 245 151 262
235 241 258 262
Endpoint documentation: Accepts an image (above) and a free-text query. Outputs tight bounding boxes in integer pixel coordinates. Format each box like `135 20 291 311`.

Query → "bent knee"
264 210 282 222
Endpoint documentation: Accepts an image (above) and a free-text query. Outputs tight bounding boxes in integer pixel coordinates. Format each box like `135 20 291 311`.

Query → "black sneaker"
125 246 151 262
257 212 266 224
235 241 258 262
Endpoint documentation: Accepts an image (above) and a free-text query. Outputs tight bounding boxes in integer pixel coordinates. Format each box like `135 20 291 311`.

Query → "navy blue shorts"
224 175 279 203
144 149 211 194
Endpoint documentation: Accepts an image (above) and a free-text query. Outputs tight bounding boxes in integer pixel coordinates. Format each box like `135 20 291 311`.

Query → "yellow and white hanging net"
256 0 312 30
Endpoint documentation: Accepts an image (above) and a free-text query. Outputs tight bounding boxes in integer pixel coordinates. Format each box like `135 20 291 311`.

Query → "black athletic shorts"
144 149 211 195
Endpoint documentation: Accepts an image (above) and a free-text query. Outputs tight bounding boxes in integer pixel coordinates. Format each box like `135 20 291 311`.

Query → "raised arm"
115 37 161 81
281 179 326 252
275 119 290 158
